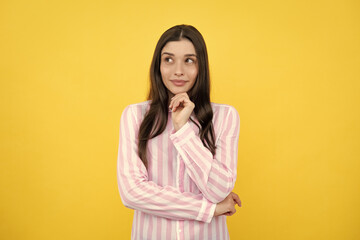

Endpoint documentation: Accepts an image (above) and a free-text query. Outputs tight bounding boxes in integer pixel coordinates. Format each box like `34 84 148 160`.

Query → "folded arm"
170 106 240 203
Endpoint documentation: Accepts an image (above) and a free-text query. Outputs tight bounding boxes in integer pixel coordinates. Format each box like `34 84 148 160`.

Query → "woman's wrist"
173 122 185 132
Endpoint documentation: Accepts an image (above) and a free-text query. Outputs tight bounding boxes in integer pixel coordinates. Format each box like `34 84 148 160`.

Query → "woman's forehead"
161 39 196 55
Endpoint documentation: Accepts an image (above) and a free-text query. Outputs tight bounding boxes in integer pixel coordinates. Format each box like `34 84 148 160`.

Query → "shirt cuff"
170 122 196 146
196 197 216 223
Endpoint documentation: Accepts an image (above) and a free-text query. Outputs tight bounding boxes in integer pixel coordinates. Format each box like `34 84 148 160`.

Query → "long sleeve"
169 105 240 203
117 105 216 223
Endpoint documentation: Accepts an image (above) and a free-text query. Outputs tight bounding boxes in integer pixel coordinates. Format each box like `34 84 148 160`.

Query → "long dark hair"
138 24 216 168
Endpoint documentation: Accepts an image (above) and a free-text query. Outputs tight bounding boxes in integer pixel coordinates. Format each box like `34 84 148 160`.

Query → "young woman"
117 24 241 240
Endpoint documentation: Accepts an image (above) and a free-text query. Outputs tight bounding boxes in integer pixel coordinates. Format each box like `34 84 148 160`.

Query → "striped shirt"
117 100 240 240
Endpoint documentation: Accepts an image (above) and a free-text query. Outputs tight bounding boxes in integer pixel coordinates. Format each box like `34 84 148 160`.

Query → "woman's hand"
214 192 242 217
169 93 195 131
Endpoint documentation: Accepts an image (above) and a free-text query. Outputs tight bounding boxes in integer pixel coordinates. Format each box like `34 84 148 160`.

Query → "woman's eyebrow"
161 52 197 57
162 52 174 56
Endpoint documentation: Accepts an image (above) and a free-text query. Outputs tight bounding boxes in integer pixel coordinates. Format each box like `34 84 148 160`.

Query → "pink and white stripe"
117 100 240 240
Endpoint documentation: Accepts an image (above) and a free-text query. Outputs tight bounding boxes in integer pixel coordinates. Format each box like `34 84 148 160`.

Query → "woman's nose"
174 62 184 76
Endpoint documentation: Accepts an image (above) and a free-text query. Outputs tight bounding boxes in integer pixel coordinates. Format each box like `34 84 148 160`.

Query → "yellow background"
1 0 359 239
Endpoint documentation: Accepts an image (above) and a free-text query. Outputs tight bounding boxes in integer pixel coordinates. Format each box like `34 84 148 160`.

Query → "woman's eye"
164 57 173 63
186 58 195 63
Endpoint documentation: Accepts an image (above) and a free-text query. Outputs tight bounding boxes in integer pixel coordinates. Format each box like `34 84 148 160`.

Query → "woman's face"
160 38 198 97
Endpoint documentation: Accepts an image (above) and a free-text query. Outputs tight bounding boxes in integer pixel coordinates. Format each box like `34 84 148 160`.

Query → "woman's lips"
170 80 187 86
